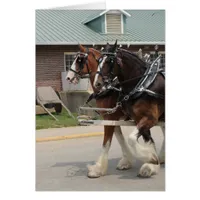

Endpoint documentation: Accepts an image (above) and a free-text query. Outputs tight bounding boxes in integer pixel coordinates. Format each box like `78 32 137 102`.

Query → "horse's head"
66 44 101 84
93 40 119 89
94 40 147 90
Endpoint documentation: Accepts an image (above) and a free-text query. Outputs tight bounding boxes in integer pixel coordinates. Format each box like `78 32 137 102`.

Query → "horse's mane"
117 48 146 69
118 48 146 65
91 48 100 53
88 47 102 56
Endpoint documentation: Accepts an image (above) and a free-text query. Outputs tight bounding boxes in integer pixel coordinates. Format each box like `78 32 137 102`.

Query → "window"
64 52 76 71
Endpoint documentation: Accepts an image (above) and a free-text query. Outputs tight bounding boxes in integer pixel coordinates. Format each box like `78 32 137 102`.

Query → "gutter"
36 41 165 45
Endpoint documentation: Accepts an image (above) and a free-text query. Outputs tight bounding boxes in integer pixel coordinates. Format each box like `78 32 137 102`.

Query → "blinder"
69 51 98 79
76 52 88 70
70 48 102 78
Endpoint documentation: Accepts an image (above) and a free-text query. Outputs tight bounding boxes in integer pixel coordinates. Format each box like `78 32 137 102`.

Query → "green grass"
36 110 78 130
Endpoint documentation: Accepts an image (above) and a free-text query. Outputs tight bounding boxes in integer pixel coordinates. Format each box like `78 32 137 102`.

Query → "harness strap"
120 55 164 101
143 89 164 99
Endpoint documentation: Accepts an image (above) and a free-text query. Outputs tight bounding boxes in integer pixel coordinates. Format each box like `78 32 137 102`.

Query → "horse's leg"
87 126 114 178
114 126 134 170
128 116 160 178
158 122 165 164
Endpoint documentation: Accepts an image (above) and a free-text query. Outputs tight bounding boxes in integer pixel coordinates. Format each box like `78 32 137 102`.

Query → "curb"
36 132 104 143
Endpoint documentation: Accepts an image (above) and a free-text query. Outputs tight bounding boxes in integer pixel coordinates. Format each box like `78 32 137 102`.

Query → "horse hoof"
137 163 157 178
159 156 165 165
87 171 101 178
87 164 104 178
116 158 132 170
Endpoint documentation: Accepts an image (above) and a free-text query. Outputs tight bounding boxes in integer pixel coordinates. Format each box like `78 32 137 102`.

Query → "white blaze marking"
66 57 78 81
93 56 107 88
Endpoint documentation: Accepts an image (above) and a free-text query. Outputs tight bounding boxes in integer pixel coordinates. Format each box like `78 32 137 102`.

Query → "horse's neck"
89 69 99 93
87 50 100 93
117 55 146 92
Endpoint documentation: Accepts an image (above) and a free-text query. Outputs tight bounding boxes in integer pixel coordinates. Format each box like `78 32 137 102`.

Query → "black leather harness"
121 55 165 101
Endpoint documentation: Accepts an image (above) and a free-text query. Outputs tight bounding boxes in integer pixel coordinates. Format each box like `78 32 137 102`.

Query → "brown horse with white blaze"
94 41 165 177
66 44 135 178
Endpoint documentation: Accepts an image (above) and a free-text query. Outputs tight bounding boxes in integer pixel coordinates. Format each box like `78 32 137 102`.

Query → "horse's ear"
105 42 110 52
113 39 117 51
137 48 143 59
111 40 117 52
114 39 117 47
78 44 85 52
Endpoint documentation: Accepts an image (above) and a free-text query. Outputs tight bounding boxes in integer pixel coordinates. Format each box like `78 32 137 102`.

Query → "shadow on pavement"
51 158 165 180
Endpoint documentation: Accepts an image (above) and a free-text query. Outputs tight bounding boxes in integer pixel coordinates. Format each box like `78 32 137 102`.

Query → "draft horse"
94 41 165 177
66 44 145 178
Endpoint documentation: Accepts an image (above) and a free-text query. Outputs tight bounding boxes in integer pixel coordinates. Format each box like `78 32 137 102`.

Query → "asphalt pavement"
36 126 165 191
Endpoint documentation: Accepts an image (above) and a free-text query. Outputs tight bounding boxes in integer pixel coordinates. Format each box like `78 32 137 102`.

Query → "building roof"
36 9 165 45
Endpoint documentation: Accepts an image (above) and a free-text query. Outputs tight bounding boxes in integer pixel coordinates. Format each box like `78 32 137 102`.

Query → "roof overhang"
36 41 165 45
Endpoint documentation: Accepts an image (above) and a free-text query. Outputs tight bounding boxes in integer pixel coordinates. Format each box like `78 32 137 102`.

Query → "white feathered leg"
114 126 134 170
158 122 165 164
128 127 160 177
87 141 110 178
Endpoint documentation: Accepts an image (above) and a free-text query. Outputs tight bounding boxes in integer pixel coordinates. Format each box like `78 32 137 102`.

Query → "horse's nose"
66 70 75 81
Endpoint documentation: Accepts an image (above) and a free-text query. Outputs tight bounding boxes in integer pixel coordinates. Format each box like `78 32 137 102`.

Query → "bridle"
96 52 117 85
69 48 102 79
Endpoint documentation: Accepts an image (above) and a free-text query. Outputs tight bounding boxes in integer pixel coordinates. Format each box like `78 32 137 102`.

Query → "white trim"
121 14 123 34
100 9 131 17
100 10 108 16
119 9 131 17
105 14 107 34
